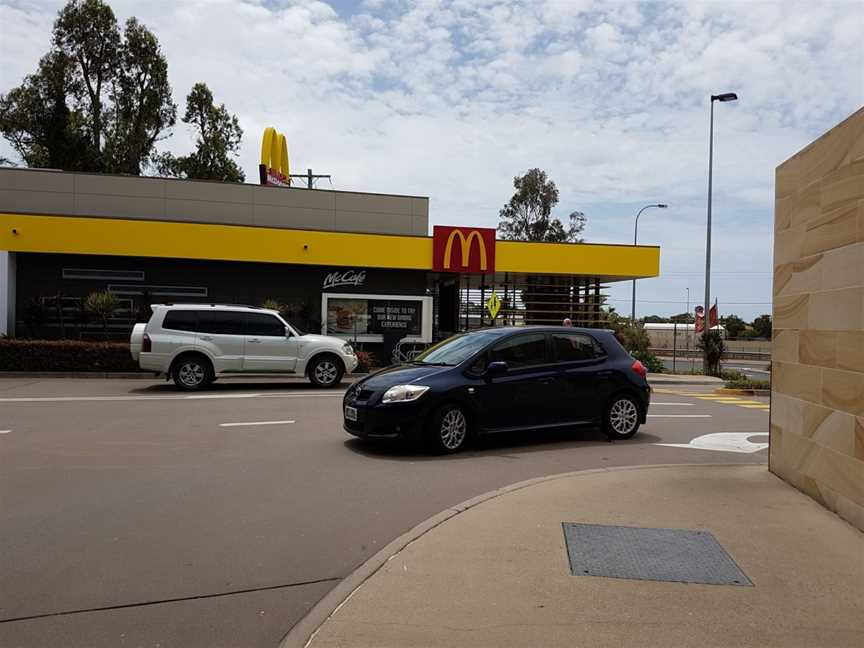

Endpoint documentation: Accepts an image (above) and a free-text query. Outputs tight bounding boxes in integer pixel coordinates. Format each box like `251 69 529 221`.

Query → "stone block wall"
771 107 864 531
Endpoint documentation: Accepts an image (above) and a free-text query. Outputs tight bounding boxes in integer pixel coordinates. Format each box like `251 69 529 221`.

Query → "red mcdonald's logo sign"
432 226 496 273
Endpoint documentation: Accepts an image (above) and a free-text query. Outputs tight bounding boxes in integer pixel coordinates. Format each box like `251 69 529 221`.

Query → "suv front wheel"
172 355 213 391
308 354 344 388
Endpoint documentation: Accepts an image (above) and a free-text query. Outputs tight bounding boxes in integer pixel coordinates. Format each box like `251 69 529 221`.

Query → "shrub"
354 350 376 373
697 331 726 376
631 349 664 374
725 378 770 390
0 339 140 372
84 291 119 334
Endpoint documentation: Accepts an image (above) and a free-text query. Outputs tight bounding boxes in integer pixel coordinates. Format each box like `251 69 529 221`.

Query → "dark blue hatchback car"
343 326 651 453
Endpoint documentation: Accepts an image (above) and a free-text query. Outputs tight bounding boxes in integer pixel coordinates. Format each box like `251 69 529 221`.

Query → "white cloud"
1 0 862 319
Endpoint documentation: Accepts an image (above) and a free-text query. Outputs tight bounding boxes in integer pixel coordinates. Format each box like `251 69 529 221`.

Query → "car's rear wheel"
428 404 470 454
172 354 213 391
603 394 641 439
308 354 344 388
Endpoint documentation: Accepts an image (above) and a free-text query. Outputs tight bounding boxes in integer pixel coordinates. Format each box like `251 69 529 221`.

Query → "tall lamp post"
631 203 667 324
703 92 738 372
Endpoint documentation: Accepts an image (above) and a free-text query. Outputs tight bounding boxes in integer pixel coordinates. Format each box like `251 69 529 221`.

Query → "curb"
714 387 771 396
0 371 153 379
278 462 764 648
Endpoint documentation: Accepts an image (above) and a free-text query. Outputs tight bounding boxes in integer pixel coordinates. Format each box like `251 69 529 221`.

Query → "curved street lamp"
631 203 668 324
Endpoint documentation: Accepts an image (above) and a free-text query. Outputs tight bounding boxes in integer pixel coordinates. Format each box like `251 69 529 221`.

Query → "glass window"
552 333 600 362
197 311 244 335
244 312 286 337
414 330 500 366
162 310 198 332
489 333 547 369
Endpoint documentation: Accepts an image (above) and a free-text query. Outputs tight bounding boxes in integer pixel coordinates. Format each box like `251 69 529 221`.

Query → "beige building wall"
0 168 429 237
771 107 864 531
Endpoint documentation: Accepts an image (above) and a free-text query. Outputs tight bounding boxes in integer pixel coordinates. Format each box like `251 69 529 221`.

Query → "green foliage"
751 314 772 339
724 378 770 390
84 290 119 331
720 314 746 338
156 83 245 182
670 312 694 323
497 168 585 242
261 298 287 314
697 331 726 376
0 339 139 372
642 315 669 323
1 0 176 174
631 349 664 374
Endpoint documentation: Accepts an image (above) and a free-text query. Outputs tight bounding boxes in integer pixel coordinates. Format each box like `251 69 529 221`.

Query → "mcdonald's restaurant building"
0 162 659 349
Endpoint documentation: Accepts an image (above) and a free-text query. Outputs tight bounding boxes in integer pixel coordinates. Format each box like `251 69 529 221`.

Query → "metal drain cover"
562 523 752 586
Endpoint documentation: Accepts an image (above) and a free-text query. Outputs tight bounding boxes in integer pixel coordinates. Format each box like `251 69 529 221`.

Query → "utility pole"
289 169 331 189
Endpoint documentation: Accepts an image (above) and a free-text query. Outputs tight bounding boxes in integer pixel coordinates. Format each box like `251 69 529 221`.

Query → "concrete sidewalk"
302 465 863 648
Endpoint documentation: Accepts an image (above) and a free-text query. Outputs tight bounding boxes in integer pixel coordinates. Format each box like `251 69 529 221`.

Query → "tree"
721 314 746 338
497 168 585 242
104 18 176 174
84 290 119 335
642 315 669 323
698 330 726 376
670 312 694 323
157 83 245 182
751 314 772 339
0 0 175 174
0 52 97 170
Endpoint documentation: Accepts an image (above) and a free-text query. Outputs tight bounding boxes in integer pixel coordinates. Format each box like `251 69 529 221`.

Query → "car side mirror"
486 361 508 377
285 326 292 338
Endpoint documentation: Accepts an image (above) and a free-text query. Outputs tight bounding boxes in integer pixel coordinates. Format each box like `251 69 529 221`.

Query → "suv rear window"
162 310 198 332
197 311 244 335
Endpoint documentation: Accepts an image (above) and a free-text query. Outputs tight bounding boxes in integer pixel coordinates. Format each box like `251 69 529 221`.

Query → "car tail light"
631 360 647 378
142 333 152 353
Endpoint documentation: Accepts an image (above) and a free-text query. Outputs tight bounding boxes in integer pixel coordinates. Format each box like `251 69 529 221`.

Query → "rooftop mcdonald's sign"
432 225 496 273
259 127 290 187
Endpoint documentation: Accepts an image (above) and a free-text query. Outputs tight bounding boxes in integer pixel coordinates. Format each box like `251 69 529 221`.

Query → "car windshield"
412 331 500 366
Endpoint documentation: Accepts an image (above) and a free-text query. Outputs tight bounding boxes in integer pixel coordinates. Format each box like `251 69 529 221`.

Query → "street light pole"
703 92 737 373
631 203 667 325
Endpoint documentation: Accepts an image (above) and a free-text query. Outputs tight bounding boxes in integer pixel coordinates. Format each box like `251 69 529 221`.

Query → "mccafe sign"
323 269 367 289
432 225 496 273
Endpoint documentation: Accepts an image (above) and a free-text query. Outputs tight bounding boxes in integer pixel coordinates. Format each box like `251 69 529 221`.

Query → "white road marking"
0 392 343 404
650 402 694 406
219 420 296 427
656 432 769 454
0 430 10 434
647 414 712 418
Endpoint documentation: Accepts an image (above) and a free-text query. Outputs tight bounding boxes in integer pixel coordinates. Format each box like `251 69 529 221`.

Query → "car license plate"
345 405 358 422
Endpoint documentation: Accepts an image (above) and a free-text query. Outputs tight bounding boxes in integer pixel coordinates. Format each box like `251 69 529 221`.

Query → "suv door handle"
199 335 213 341
248 338 262 344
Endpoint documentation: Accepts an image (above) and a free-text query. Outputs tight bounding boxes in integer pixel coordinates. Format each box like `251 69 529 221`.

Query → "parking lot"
0 377 770 648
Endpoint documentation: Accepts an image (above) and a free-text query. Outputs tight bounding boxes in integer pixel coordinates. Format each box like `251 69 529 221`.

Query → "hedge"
0 339 141 372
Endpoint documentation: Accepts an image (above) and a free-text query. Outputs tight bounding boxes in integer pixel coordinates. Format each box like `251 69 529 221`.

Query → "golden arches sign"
259 127 290 186
443 229 487 271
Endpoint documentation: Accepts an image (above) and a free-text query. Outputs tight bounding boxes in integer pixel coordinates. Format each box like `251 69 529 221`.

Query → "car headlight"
342 343 355 355
381 385 429 403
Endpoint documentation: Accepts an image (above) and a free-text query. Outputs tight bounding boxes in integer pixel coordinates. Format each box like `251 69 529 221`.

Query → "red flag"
695 305 705 333
709 300 718 329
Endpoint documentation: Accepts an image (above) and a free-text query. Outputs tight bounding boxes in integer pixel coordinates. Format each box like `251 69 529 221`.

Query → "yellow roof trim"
0 213 659 279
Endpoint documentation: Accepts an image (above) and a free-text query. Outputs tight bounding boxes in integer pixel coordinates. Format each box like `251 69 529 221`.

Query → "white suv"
130 304 358 390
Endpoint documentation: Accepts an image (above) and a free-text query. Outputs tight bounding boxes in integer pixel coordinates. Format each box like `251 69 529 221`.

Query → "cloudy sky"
2 0 862 320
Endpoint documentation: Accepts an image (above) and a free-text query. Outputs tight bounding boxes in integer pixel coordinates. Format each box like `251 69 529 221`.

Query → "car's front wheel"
308 354 344 388
603 394 641 440
428 404 470 453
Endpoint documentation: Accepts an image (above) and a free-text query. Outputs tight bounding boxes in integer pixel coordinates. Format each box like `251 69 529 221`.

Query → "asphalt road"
0 377 770 648
658 356 771 381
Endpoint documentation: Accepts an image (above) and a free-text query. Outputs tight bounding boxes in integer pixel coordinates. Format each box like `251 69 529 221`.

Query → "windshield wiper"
409 360 452 366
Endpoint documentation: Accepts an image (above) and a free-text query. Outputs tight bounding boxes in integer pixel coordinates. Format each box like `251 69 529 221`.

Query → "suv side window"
551 332 602 362
197 311 244 335
245 313 286 337
162 310 197 332
489 333 547 369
